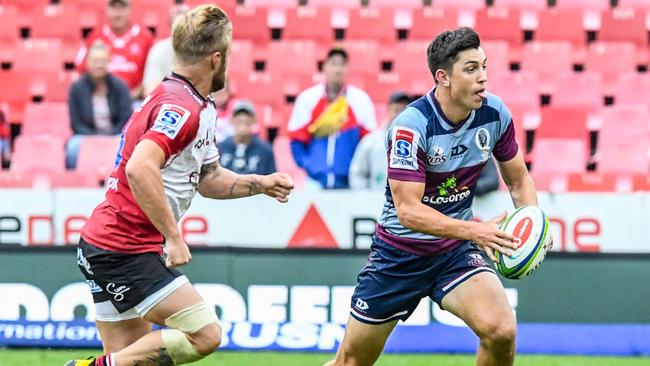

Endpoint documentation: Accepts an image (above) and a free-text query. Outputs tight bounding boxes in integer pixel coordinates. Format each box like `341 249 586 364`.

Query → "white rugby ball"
496 206 551 280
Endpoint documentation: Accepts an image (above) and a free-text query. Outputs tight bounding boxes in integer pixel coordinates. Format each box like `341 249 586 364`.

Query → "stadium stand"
0 0 649 191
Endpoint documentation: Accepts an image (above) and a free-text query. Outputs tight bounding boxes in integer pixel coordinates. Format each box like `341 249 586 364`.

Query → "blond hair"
172 4 231 65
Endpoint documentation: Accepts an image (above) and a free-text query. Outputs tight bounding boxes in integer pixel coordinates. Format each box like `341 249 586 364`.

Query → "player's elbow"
395 203 419 231
125 159 146 186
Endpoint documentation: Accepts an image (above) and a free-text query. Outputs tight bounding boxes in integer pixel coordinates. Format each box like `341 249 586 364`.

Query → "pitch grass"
1 349 650 366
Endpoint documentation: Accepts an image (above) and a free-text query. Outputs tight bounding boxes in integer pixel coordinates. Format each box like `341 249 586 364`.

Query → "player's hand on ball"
260 173 294 203
165 236 192 267
471 212 518 263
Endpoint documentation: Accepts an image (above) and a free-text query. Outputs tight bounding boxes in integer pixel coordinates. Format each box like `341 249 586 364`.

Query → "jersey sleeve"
386 107 428 183
203 136 220 165
492 105 519 162
140 103 199 159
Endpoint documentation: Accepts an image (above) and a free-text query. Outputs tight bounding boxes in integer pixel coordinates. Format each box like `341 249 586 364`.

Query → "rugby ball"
496 206 551 280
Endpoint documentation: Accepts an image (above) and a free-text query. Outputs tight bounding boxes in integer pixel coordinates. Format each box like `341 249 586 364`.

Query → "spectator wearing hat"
288 47 376 189
75 0 154 99
218 100 276 175
349 91 411 190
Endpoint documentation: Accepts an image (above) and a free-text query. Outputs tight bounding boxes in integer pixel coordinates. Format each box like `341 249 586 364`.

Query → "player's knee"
188 322 222 355
482 318 516 349
162 301 220 363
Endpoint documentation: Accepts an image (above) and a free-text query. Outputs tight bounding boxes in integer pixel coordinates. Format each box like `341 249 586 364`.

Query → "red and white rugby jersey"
75 24 154 90
81 73 220 255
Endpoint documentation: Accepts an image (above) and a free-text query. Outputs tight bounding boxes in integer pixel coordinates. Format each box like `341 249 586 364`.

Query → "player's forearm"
396 202 477 241
198 165 262 199
506 174 538 208
125 161 181 241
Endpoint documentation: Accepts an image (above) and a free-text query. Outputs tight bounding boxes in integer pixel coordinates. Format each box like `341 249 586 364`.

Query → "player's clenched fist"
260 173 295 203
165 236 192 267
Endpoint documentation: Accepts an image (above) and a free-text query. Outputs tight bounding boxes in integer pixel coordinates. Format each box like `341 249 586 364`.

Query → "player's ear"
211 51 222 71
434 68 450 87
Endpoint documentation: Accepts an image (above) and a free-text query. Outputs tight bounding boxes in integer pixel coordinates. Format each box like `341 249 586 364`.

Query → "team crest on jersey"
389 127 419 170
152 104 191 139
475 128 491 160
427 146 447 166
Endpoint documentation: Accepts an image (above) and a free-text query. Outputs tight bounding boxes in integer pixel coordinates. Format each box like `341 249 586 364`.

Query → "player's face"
87 49 110 80
323 55 348 86
107 4 131 32
448 47 487 110
232 113 255 139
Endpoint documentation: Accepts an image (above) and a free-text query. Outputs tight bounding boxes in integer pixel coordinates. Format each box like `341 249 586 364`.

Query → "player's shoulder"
391 98 431 132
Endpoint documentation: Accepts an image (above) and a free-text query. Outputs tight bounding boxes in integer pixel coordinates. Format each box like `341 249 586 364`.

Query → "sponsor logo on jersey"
106 283 131 302
389 127 419 171
355 299 369 311
468 253 487 266
151 104 191 139
450 144 468 158
427 146 447 165
422 176 471 205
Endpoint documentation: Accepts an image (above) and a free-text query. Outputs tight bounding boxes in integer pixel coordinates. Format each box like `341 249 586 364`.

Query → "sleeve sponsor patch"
151 104 191 139
389 127 420 170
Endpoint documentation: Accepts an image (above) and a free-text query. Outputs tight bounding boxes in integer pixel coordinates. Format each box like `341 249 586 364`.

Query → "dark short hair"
326 47 348 63
427 27 481 82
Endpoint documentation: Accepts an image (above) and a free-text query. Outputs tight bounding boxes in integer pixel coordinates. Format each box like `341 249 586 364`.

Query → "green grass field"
1 349 649 366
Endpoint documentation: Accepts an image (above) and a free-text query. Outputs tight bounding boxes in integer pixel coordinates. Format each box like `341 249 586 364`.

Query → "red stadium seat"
246 0 298 8
618 0 650 9
536 107 590 141
307 0 361 10
369 0 422 8
492 0 547 10
365 73 401 103
475 8 523 48
597 144 649 174
632 174 650 191
184 0 237 9
21 102 71 138
392 40 429 87
230 6 270 44
488 71 539 111
31 5 82 43
613 73 650 107
229 73 283 107
228 40 254 80
566 172 631 192
482 41 512 75
284 6 333 43
76 135 121 183
3 0 50 27
521 41 573 81
530 138 587 174
599 8 647 47
11 40 65 74
585 42 638 85
433 0 486 10
266 41 318 77
11 135 66 174
0 71 38 123
554 0 610 10
0 6 20 44
535 8 587 47
596 105 649 147
273 135 307 189
333 40 381 77
551 72 604 109
346 7 396 43
409 7 458 41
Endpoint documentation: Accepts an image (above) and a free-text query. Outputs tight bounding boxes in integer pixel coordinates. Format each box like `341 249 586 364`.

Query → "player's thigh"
440 271 515 338
336 316 398 366
96 318 152 353
143 282 207 325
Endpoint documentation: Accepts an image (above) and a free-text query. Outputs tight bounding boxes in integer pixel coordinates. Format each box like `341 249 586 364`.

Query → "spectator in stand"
75 0 154 99
349 91 411 189
218 100 276 175
475 157 500 197
213 85 235 143
288 47 376 189
142 4 190 96
67 41 132 169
